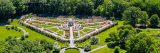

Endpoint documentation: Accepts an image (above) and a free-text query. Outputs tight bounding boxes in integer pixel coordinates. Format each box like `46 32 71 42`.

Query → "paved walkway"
60 48 67 53
88 45 107 53
78 48 86 53
139 28 160 30
69 26 76 47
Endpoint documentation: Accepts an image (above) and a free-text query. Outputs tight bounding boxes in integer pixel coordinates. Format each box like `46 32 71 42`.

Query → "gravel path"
88 45 107 53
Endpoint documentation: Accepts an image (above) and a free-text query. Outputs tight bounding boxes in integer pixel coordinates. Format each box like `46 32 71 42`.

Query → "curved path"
5 25 28 36
60 48 67 53
5 25 28 39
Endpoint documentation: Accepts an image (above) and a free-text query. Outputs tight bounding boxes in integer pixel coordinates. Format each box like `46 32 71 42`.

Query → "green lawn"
0 26 23 41
10 19 67 46
82 28 92 33
57 31 64 35
91 46 126 53
49 28 59 32
80 31 84 35
77 20 125 52
65 49 80 53
140 29 160 34
40 24 53 28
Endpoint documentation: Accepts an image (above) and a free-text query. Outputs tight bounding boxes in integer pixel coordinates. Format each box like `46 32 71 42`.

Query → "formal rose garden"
20 15 115 43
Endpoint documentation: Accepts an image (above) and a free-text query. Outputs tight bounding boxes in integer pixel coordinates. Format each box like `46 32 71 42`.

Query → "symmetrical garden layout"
20 15 115 53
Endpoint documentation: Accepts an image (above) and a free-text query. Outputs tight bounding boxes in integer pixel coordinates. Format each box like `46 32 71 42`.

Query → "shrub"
114 46 120 53
20 35 25 40
84 44 91 52
90 36 99 45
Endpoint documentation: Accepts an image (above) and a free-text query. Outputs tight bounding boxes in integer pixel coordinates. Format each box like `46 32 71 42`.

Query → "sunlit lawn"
140 29 160 34
0 26 23 41
91 46 126 53
82 28 92 32
10 19 68 46
65 49 80 53
77 20 125 52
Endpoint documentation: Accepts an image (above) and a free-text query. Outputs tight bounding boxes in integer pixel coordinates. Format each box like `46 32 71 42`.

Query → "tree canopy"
0 0 160 19
149 14 160 27
126 33 160 53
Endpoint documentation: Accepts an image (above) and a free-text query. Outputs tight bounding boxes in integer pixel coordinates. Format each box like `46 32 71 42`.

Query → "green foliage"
11 0 27 14
75 0 94 15
0 0 160 19
138 11 149 27
53 42 60 53
106 25 136 48
114 46 120 53
90 36 99 45
84 44 91 52
122 7 141 26
149 14 159 27
112 0 130 18
126 33 160 53
0 39 55 53
0 0 16 18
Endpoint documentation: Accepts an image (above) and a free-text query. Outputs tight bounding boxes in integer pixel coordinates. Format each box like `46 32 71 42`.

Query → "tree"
103 0 115 17
126 33 160 53
53 42 60 53
0 0 16 18
20 35 25 40
75 0 94 15
84 44 91 52
138 11 149 27
11 0 27 15
106 25 136 48
92 0 104 9
90 36 99 45
0 39 55 53
122 7 141 26
150 14 159 27
112 0 130 18
114 46 120 53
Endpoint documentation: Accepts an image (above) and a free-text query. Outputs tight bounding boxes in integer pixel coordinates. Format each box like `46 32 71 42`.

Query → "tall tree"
75 0 94 15
112 0 130 18
149 14 159 27
0 0 16 19
92 0 104 9
106 25 136 48
122 7 141 26
126 33 160 53
138 11 149 27
11 0 27 15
